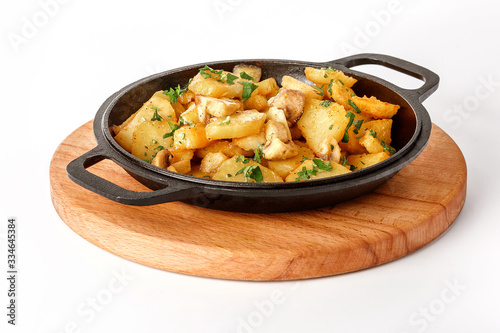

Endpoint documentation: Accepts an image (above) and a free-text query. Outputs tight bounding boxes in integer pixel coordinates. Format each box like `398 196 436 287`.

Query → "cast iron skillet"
67 53 439 213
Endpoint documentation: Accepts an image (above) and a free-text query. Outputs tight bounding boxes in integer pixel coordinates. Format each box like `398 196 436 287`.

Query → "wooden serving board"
50 121 467 281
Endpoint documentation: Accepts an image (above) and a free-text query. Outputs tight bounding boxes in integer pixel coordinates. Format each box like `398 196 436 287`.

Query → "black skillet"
66 53 439 213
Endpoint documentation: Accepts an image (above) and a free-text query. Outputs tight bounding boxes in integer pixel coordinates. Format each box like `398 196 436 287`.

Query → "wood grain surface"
50 121 467 281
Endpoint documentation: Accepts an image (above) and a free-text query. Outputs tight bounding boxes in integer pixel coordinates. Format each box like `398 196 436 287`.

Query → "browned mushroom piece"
151 149 172 169
268 89 306 124
262 138 299 160
317 135 341 164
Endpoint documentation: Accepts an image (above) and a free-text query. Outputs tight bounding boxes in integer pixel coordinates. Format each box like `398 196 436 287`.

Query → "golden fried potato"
205 110 266 140
212 156 283 182
296 99 348 155
131 121 175 161
285 159 350 182
304 67 357 88
173 125 212 150
346 152 391 170
115 91 177 152
281 76 324 100
350 95 399 119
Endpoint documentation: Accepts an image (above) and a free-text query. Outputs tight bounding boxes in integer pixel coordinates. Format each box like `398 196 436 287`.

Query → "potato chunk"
296 99 348 155
173 125 212 150
326 79 356 110
233 130 266 151
130 121 175 161
304 67 358 88
195 140 252 158
114 91 177 152
360 119 393 145
188 72 243 99
359 132 385 154
285 159 350 182
254 78 279 98
347 152 391 170
281 76 324 100
200 152 229 173
212 156 283 182
233 64 262 82
350 95 399 119
267 146 316 179
205 110 266 140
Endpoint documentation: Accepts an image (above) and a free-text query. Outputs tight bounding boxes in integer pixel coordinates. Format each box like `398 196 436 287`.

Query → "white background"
1 0 499 332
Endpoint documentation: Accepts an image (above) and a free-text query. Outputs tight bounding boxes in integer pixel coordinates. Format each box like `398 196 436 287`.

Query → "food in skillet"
112 64 400 183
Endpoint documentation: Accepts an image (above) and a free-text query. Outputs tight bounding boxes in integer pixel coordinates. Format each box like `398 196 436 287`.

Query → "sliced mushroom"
151 149 172 169
262 138 299 160
317 135 341 164
195 95 242 118
265 120 290 142
268 89 306 124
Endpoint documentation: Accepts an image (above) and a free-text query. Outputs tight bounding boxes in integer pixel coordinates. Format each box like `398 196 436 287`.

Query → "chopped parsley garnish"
241 81 259 102
312 84 324 96
348 99 361 113
369 129 377 138
340 156 347 166
342 111 355 143
328 79 334 96
295 159 332 181
152 139 158 145
220 116 231 125
296 166 316 181
179 116 195 127
313 159 333 171
319 100 332 107
227 174 232 177
199 65 238 85
253 144 264 163
321 66 337 72
235 165 263 182
163 84 184 104
150 106 163 121
239 71 254 81
163 121 180 138
353 119 364 134
350 164 356 171
381 141 396 154
300 156 310 163
337 78 344 86
199 66 213 79
328 124 333 130
224 73 239 85
235 155 251 164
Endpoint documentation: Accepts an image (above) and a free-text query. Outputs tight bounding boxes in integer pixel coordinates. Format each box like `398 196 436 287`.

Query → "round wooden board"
50 121 466 281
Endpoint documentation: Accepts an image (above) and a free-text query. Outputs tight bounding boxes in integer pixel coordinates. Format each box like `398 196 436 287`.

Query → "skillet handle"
332 53 439 103
66 146 192 206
